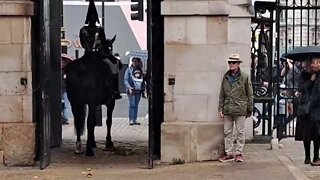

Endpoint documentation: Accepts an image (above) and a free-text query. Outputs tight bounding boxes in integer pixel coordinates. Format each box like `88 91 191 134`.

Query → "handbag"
297 100 311 116
297 85 312 117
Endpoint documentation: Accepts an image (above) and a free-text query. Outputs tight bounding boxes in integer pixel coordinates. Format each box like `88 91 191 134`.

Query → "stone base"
1 123 35 166
161 121 224 163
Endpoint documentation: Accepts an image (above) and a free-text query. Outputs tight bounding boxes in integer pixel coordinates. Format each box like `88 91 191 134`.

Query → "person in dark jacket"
218 54 254 163
61 54 73 125
295 60 318 164
308 58 320 166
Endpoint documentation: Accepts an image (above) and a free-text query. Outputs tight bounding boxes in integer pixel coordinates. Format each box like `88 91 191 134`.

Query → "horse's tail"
73 104 86 136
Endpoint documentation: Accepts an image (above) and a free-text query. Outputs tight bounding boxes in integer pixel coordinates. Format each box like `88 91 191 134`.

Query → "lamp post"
61 0 67 54
102 0 105 28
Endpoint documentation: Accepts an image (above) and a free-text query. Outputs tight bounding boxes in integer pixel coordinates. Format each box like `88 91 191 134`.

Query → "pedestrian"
280 58 301 125
281 58 301 88
124 57 145 126
61 54 73 125
218 54 254 162
307 58 320 166
295 59 319 164
276 83 287 136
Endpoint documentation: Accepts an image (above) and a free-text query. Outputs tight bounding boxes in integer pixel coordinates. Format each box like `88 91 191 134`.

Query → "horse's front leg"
72 103 86 154
86 105 96 156
105 100 115 150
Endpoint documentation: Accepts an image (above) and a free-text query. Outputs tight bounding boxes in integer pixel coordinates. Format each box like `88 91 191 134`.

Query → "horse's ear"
111 35 116 44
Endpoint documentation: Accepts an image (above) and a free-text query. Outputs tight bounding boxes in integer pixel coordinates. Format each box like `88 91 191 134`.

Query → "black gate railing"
275 0 320 140
251 2 277 138
251 0 320 140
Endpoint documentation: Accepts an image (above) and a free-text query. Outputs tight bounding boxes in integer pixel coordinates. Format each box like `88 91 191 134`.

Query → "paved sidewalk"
62 117 148 142
281 138 320 180
0 144 298 180
0 114 309 179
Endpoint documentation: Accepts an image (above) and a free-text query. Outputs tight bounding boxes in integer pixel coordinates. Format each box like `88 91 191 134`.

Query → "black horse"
64 34 118 156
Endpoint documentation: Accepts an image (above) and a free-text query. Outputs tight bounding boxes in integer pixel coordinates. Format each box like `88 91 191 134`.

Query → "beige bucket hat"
227 53 242 63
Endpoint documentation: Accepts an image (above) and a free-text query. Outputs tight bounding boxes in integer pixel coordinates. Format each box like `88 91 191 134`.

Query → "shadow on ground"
50 139 149 169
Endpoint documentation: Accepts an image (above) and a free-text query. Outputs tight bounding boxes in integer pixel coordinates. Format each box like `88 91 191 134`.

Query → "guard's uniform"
78 0 122 99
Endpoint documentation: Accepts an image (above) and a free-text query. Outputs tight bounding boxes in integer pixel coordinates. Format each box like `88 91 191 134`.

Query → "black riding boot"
304 141 311 164
313 139 320 162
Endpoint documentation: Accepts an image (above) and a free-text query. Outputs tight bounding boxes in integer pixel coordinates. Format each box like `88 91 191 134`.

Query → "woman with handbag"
295 60 319 164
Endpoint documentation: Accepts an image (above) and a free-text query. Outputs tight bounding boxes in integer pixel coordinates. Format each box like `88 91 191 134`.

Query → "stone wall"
161 0 253 163
0 1 35 166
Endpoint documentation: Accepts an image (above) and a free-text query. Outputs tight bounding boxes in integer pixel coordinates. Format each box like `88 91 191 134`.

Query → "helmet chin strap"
92 32 99 49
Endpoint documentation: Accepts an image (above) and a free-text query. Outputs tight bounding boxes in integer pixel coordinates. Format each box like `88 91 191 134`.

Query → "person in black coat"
295 60 318 164
308 58 320 166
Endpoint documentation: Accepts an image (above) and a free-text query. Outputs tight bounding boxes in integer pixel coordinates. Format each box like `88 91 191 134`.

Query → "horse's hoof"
85 149 94 156
74 150 83 154
87 140 97 148
104 141 114 151
74 141 83 154
92 141 97 148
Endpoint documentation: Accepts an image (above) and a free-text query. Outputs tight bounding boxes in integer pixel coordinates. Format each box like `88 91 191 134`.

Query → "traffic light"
130 0 144 21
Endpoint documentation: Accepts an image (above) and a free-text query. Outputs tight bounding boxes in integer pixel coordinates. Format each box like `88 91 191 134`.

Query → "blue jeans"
128 93 142 123
62 91 71 120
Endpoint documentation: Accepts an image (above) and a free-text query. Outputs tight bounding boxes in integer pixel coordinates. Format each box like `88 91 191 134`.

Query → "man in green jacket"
218 54 254 162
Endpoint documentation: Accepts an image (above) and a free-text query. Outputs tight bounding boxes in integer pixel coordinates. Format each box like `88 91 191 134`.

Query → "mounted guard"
79 0 122 99
64 0 120 156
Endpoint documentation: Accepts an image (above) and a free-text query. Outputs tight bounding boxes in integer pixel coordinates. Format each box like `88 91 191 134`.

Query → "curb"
270 130 309 179
275 151 310 180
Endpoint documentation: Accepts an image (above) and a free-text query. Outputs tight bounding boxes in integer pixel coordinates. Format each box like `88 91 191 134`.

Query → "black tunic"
295 71 317 141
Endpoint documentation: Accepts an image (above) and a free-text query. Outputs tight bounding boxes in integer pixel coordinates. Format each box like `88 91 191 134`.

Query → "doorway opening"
33 0 163 169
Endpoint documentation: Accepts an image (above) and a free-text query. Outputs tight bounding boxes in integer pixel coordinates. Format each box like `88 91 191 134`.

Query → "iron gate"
33 0 52 169
251 1 276 139
275 0 320 139
34 0 63 169
147 0 164 168
251 0 320 140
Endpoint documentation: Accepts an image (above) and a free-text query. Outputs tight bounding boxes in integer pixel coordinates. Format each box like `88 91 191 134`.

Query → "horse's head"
103 35 116 55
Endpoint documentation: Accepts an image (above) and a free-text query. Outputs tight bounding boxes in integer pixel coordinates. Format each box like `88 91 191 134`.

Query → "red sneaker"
235 154 244 162
219 155 234 162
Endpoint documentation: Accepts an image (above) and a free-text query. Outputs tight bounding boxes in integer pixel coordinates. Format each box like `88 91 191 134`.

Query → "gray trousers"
224 115 246 155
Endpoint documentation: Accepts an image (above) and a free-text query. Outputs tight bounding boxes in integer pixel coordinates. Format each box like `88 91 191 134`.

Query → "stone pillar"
0 1 35 166
161 0 253 163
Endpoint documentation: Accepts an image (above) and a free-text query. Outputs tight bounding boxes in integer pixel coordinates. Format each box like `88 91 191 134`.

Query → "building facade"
279 0 320 55
161 0 254 162
0 1 35 166
0 0 254 166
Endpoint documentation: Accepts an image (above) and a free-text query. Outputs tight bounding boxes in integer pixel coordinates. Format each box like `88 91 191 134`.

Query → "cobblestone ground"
0 144 295 180
47 116 149 168
281 138 320 180
62 117 148 142
0 116 301 179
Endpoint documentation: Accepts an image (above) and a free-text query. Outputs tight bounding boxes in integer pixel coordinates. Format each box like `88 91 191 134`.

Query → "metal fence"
251 0 320 140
